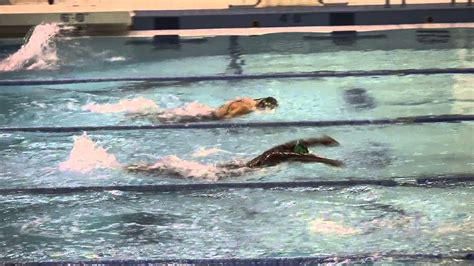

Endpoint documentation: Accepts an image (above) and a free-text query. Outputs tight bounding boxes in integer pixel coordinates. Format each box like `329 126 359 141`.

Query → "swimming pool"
0 25 473 263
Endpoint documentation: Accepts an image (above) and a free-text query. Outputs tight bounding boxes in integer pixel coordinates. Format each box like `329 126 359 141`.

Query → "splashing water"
82 97 161 114
59 132 121 173
83 98 215 119
166 102 214 117
105 56 127 62
192 147 227 158
145 155 223 181
0 23 68 72
59 133 246 180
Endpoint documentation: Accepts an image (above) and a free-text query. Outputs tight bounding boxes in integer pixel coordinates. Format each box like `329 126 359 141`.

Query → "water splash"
82 97 160 114
60 133 246 180
142 155 223 181
105 56 127 62
127 156 249 180
0 23 70 72
166 102 214 117
84 98 215 119
192 147 227 158
59 132 121 173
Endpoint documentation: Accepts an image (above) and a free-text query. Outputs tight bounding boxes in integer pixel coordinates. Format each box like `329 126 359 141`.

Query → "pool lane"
0 186 472 261
0 123 472 188
1 29 473 81
0 74 472 127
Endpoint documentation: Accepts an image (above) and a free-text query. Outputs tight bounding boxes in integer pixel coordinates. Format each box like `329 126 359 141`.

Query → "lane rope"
1 68 473 86
14 252 474 265
1 174 472 195
1 114 473 133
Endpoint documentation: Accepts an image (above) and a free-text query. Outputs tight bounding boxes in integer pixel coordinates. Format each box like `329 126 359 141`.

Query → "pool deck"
127 23 474 37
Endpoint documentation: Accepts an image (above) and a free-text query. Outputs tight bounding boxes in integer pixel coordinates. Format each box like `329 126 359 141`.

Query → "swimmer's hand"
327 159 344 167
301 135 340 147
319 135 340 147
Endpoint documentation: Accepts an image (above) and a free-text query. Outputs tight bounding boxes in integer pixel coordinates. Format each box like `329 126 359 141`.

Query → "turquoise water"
0 28 473 262
0 75 473 127
0 124 473 188
1 186 473 261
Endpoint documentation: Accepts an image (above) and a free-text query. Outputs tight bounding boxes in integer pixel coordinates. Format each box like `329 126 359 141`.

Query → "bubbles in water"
0 23 72 72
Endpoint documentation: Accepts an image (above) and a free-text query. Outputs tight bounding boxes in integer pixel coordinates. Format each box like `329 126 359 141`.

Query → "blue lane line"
0 114 473 133
0 174 472 195
1 68 473 86
15 252 474 265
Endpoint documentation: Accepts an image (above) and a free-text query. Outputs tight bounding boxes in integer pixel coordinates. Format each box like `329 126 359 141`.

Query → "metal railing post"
385 0 390 7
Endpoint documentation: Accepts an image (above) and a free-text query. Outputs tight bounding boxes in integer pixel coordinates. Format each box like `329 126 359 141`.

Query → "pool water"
0 26 473 262
1 186 473 261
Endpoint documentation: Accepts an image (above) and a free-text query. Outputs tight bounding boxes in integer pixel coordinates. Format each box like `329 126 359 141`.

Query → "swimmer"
210 97 278 120
126 135 343 174
130 96 278 123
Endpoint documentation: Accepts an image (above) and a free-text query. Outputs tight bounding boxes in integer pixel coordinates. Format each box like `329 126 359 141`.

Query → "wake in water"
59 133 246 181
0 23 72 72
83 97 215 122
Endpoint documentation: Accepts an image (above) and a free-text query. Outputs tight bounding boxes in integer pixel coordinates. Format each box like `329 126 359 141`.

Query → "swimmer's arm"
302 136 340 147
287 153 343 167
262 136 340 154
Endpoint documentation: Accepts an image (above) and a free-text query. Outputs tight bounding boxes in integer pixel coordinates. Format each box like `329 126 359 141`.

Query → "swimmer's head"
255 97 278 110
293 140 309 155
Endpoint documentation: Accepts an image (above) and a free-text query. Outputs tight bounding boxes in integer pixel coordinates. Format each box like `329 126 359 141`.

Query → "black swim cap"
293 140 309 155
255 97 278 110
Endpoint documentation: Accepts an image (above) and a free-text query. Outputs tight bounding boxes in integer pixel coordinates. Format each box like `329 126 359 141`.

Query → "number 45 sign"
59 13 89 23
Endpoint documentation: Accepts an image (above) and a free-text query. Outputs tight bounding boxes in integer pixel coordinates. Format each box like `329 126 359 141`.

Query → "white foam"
59 132 121 173
82 97 160 114
0 23 69 72
192 147 226 158
145 155 222 181
105 56 127 62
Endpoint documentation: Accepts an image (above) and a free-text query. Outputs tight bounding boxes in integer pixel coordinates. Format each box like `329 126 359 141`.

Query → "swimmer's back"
213 98 256 119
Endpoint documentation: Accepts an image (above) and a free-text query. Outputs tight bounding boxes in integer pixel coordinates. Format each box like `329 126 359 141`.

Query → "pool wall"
133 4 474 30
0 3 473 37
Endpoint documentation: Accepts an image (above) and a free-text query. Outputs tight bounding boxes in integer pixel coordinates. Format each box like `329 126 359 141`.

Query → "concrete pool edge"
0 2 473 38
127 22 474 37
